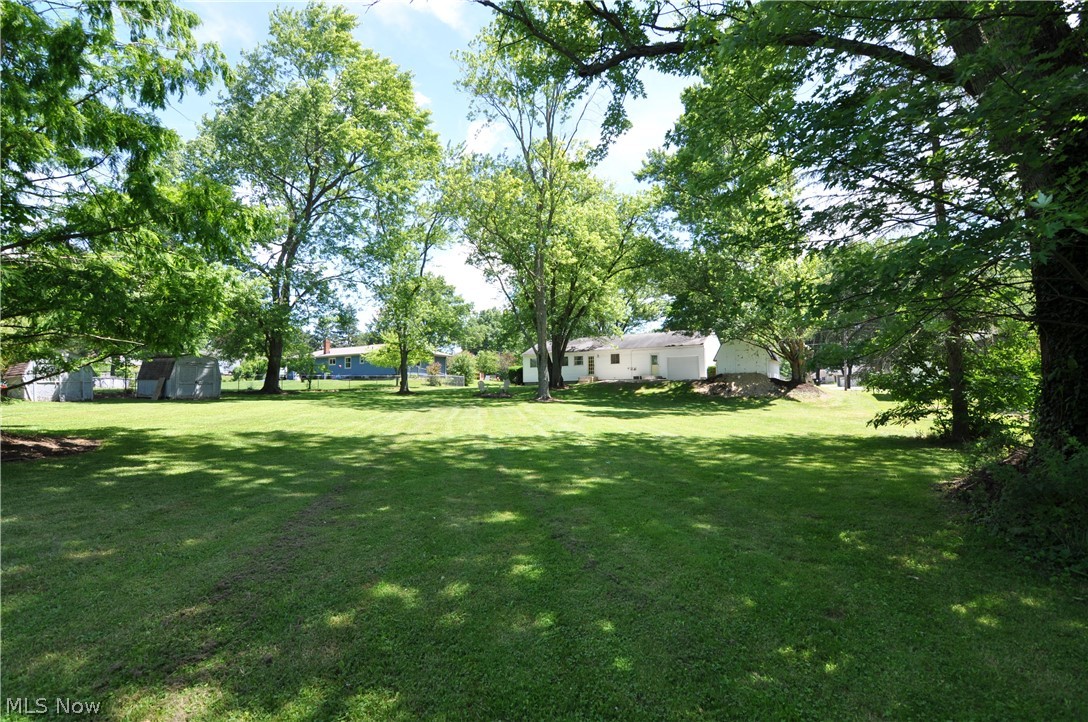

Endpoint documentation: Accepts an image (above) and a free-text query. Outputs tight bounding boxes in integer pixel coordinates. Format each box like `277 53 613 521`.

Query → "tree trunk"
1032 230 1088 450
944 314 972 443
843 361 853 391
261 331 283 394
944 7 1088 450
549 336 568 389
533 251 552 401
397 345 411 394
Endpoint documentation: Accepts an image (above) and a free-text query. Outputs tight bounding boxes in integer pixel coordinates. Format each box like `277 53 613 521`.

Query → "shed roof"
136 358 176 381
2 362 30 380
525 331 713 355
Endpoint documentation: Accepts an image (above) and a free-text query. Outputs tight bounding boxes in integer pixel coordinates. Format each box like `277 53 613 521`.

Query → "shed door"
666 356 700 380
176 364 198 397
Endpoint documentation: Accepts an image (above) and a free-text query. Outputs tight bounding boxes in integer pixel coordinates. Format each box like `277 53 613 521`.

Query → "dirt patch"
691 374 826 400
785 383 826 400
693 373 784 398
1 431 101 462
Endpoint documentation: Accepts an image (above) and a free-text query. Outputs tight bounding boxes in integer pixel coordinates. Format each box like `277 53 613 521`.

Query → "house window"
563 356 569 366
529 358 538 368
345 357 352 369
574 356 584 366
327 358 337 366
650 354 659 365
610 353 620 364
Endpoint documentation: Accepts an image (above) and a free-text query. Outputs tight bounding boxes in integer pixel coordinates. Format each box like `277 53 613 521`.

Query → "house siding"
523 334 721 383
317 353 448 378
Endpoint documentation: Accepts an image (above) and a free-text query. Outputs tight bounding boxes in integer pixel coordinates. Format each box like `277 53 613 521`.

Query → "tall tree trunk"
945 7 1088 450
261 331 283 394
549 335 568 389
533 250 551 401
1033 230 1088 450
397 345 411 394
944 313 972 443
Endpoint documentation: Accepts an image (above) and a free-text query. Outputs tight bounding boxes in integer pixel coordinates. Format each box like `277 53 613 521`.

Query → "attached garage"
665 355 701 380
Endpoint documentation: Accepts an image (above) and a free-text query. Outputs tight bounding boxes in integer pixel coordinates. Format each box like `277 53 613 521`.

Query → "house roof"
524 331 714 355
313 344 451 359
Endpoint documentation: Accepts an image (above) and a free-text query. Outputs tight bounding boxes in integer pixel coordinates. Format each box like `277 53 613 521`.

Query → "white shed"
523 332 721 383
2 362 94 402
714 340 782 379
136 356 222 399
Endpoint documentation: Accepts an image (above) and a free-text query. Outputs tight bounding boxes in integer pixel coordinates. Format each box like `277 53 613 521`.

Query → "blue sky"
167 1 689 314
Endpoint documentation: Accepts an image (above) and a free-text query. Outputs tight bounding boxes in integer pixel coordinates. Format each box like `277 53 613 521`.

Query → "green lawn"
3 384 1086 720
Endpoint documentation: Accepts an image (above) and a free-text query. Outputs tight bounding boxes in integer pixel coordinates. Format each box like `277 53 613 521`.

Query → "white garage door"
666 356 701 380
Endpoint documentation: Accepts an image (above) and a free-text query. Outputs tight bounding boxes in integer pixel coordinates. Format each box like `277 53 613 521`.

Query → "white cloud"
365 0 474 37
414 90 432 107
463 118 501 155
594 70 691 192
188 1 260 48
429 244 506 310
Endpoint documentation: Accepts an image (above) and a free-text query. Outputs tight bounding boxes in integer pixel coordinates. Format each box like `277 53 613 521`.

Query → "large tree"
476 1 1088 450
455 22 657 392
1 0 236 374
367 183 468 394
201 2 438 393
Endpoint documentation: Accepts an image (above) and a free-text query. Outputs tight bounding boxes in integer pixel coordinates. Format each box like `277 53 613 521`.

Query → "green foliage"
459 308 523 354
232 357 267 381
1 0 236 370
363 341 430 372
480 0 1088 449
448 351 477 380
984 444 1088 575
475 350 500 377
867 318 1040 441
199 1 439 390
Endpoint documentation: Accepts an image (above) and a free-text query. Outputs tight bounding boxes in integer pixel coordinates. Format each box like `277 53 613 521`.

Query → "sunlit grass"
3 384 1086 720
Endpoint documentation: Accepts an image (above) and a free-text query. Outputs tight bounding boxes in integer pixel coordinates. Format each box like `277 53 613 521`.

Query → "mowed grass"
2 384 1086 721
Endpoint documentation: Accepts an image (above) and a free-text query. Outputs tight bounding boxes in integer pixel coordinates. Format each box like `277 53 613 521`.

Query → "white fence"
94 375 135 390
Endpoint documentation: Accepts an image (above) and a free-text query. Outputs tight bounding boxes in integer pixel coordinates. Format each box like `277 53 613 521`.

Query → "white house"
715 340 782 379
522 331 721 383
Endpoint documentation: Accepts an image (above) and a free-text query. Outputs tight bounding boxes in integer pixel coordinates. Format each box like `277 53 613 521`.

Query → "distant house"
522 331 722 383
135 356 222 399
2 362 94 401
312 341 450 378
715 340 782 379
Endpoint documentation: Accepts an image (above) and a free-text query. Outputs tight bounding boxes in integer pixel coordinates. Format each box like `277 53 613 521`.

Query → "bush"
508 366 523 385
706 365 716 378
448 351 476 380
426 362 442 386
476 350 499 378
975 443 1088 575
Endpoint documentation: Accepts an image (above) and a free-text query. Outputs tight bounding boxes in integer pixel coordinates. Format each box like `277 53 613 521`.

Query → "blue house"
313 342 450 378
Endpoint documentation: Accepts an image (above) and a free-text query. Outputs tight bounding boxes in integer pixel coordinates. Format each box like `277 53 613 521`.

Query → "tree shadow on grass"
209 381 788 420
4 427 1087 720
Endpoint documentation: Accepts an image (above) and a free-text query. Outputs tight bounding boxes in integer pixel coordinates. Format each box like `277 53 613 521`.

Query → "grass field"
3 383 1086 720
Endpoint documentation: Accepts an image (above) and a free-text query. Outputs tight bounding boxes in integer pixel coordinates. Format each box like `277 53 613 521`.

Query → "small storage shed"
2 362 94 401
714 340 782 379
136 356 222 399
